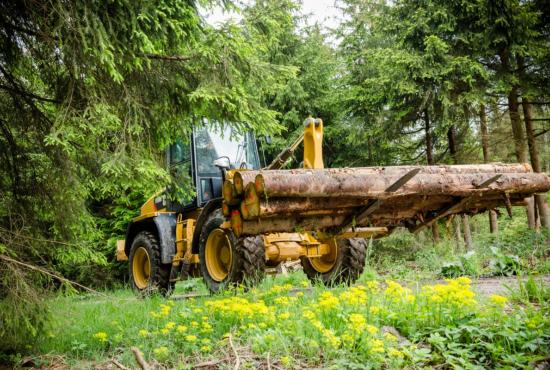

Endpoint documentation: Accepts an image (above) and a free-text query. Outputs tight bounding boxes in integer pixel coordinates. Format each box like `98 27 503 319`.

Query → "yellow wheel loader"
117 118 550 295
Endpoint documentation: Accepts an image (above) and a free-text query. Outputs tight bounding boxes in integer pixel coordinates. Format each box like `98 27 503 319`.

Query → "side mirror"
213 156 231 170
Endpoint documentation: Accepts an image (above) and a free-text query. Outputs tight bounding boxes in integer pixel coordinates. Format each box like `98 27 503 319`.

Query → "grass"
30 271 549 369
16 209 550 368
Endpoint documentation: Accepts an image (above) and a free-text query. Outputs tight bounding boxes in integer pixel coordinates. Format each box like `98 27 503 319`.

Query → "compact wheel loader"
117 118 550 295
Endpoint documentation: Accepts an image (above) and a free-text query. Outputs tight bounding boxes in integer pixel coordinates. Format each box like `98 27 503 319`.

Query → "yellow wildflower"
369 338 385 353
366 324 379 335
303 310 316 320
369 306 380 315
185 334 197 342
455 276 472 285
200 345 211 352
366 280 380 291
321 328 341 348
202 338 211 344
160 328 170 335
274 296 290 305
300 281 310 288
176 325 187 333
280 356 291 366
388 347 404 358
318 291 339 310
383 332 397 342
93 332 108 343
153 346 169 357
340 287 368 305
279 312 291 320
165 322 176 330
490 294 508 307
138 330 149 338
191 321 199 327
159 304 171 317
348 313 367 333
150 311 160 319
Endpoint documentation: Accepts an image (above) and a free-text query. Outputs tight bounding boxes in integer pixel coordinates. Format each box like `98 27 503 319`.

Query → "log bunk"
222 163 550 238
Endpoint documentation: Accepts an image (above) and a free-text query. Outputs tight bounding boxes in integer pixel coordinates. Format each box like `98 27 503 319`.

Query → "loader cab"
168 124 260 208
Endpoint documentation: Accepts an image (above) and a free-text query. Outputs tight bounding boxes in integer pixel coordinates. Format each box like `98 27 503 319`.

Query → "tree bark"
252 171 550 199
462 214 473 250
522 98 550 231
500 49 536 229
480 104 499 233
447 122 471 249
508 88 536 228
424 109 439 242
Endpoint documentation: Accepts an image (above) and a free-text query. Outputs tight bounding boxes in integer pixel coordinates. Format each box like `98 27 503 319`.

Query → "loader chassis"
118 119 377 294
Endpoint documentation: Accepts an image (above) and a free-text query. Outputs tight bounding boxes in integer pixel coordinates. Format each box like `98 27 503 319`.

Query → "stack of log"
222 163 550 237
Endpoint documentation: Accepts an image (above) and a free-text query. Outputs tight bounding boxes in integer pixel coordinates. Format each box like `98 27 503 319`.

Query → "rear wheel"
129 231 173 296
199 211 265 293
301 238 367 286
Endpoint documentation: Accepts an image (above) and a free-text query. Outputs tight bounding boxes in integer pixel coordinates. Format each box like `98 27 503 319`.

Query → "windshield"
195 126 259 175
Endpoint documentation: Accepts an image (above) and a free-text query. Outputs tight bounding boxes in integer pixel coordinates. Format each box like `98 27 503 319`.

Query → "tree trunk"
251 171 550 199
461 214 473 250
447 122 471 249
453 216 462 251
522 98 550 231
480 104 499 233
424 109 439 242
500 48 536 229
508 87 536 228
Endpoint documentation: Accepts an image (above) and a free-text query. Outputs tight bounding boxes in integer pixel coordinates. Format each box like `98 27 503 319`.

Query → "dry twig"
229 334 241 370
131 347 151 370
111 358 130 370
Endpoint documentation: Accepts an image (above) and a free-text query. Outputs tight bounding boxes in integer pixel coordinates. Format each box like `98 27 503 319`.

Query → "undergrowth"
29 274 549 369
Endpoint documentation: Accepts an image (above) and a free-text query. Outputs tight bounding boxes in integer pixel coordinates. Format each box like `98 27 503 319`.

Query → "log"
253 172 550 198
236 197 528 236
233 171 257 195
237 163 534 193
242 197 371 220
223 180 239 205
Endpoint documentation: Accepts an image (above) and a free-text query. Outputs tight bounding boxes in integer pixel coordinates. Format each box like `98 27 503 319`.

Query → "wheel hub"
133 246 151 289
309 238 338 273
205 228 233 282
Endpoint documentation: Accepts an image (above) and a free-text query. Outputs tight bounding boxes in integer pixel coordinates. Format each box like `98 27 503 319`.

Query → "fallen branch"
0 254 105 296
229 334 241 370
131 347 150 370
111 358 130 370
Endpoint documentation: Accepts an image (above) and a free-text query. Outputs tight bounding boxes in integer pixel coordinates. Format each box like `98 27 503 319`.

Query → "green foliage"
0 0 296 354
440 251 478 278
32 274 550 368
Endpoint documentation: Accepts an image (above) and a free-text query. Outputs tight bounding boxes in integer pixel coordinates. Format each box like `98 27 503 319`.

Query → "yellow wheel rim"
205 228 233 282
309 239 338 273
133 246 151 289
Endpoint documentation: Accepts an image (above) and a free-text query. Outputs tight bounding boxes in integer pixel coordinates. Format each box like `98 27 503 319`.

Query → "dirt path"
466 274 550 296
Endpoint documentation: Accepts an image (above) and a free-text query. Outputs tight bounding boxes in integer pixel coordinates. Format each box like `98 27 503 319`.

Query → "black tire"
301 238 367 286
128 231 174 297
199 210 265 293
238 235 266 286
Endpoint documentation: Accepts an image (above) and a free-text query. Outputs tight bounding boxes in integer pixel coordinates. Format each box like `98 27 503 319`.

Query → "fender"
124 213 177 264
191 199 223 254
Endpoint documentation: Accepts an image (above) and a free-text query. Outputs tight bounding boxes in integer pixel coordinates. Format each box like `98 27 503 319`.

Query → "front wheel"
301 238 367 286
199 211 265 293
128 231 174 296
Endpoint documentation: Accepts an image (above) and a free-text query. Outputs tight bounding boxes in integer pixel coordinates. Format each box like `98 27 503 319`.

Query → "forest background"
1 0 549 355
